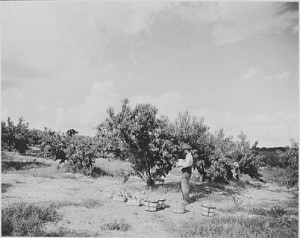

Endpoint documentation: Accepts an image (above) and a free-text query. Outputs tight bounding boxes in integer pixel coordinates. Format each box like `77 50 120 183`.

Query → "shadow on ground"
91 167 114 178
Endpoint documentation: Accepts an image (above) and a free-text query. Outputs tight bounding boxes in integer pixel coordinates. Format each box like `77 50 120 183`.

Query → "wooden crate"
201 204 216 217
157 199 166 209
144 201 158 212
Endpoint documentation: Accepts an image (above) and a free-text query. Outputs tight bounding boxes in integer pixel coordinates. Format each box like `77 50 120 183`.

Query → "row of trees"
96 99 265 186
1 117 30 154
2 99 297 187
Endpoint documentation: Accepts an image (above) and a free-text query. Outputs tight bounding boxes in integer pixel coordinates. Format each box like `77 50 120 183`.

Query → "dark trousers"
181 167 192 201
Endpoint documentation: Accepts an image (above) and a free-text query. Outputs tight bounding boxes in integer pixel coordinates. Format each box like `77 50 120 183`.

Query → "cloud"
167 2 298 46
129 92 184 120
54 80 121 135
192 107 298 147
37 106 47 112
88 2 167 37
53 81 184 135
212 2 298 45
242 67 291 82
2 2 168 91
1 107 10 121
264 71 291 82
242 67 261 82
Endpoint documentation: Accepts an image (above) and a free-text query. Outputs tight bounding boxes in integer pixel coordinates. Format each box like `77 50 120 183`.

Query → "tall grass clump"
166 216 298 238
2 202 60 236
101 219 132 232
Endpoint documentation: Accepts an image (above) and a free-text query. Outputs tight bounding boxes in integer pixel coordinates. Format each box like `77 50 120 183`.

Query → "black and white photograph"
1 1 298 237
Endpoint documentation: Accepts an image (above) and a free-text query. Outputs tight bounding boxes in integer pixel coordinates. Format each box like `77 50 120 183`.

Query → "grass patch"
2 183 13 193
152 181 181 193
251 205 286 217
2 202 60 236
80 199 103 208
1 151 51 173
94 158 134 179
1 161 50 173
250 203 298 217
91 166 114 178
165 216 298 238
45 227 102 237
23 166 66 179
48 199 103 209
101 219 132 232
262 167 298 188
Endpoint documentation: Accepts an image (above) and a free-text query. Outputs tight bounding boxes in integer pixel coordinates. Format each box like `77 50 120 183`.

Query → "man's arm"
177 153 193 168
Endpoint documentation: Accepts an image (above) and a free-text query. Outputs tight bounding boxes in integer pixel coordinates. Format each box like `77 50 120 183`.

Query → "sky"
1 1 299 147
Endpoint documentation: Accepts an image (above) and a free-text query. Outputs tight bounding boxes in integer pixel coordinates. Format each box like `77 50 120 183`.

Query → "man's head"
182 144 191 153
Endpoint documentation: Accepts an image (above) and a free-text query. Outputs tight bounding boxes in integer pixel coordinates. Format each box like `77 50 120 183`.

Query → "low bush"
1 183 13 193
166 216 298 238
251 205 286 217
2 202 60 236
264 167 298 188
101 219 132 232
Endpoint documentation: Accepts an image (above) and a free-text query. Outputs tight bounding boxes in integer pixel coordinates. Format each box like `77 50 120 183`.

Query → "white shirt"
177 152 193 168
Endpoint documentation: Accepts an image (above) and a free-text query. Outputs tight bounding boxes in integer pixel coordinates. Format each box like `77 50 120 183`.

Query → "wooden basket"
144 201 158 212
172 202 185 214
201 204 216 217
157 199 166 209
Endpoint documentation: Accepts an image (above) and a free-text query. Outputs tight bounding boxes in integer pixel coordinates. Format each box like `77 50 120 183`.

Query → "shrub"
166 216 298 238
39 130 101 175
275 139 298 188
101 219 132 231
1 183 13 193
266 167 298 188
1 117 30 154
2 202 60 236
251 205 286 217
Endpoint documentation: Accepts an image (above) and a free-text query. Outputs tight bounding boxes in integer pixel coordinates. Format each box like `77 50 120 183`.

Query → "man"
176 144 193 205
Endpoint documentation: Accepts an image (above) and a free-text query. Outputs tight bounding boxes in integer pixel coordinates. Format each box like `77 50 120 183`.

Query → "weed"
263 167 298 188
2 183 13 193
269 205 286 217
45 227 102 237
152 182 181 193
14 180 23 184
251 205 286 218
81 199 103 208
48 199 103 209
164 216 298 238
101 219 132 232
115 169 134 183
62 173 78 180
231 195 244 210
2 202 60 236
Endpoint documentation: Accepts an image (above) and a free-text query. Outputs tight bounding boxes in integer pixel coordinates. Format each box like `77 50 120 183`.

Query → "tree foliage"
275 139 298 188
98 99 178 187
39 129 100 175
1 117 30 154
277 139 298 170
171 112 264 182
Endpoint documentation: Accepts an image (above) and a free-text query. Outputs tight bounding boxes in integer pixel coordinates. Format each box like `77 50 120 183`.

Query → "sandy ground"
1 156 297 237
